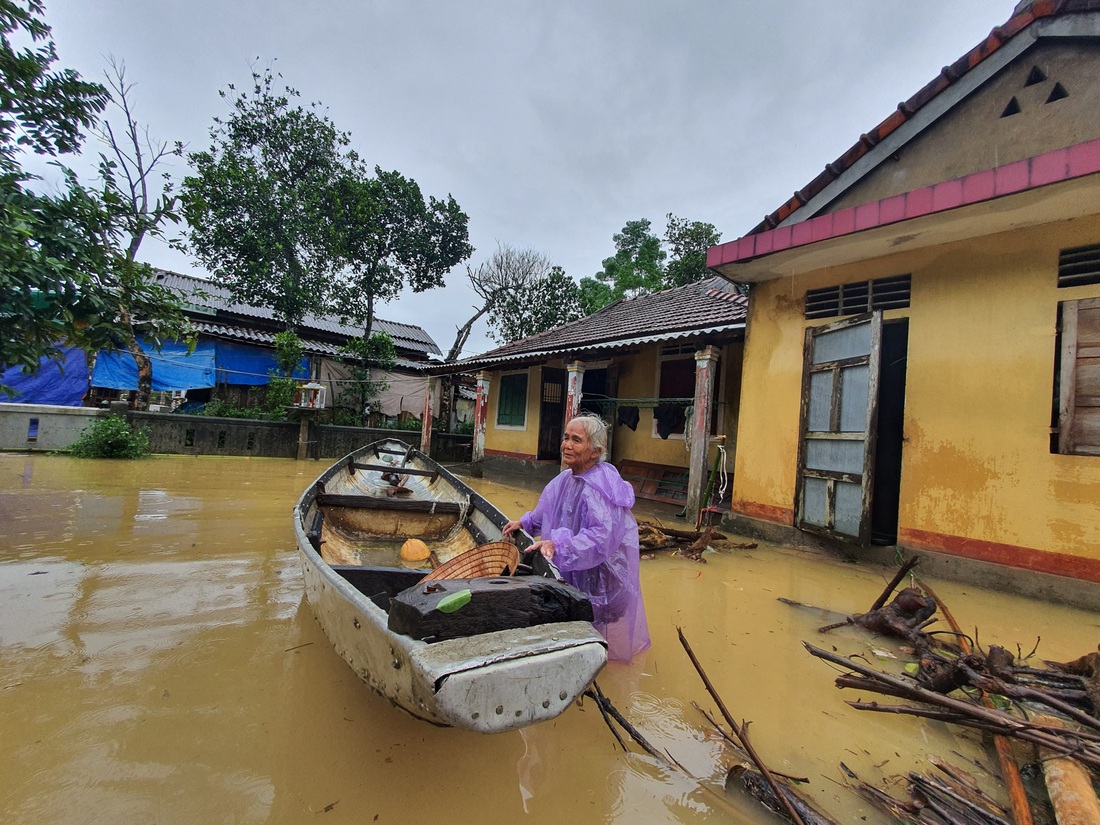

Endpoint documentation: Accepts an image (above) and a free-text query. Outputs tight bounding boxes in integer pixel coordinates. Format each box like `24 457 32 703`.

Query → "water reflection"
0 453 1095 824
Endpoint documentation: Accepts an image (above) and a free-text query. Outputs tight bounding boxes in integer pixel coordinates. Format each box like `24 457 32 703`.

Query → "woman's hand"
528 539 556 561
502 519 522 537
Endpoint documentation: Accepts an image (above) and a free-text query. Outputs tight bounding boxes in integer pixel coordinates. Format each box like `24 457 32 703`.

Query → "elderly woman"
503 414 650 662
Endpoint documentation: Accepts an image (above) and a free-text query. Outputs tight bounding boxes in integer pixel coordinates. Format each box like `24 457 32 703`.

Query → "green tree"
181 68 349 329
333 166 472 339
584 218 666 306
336 331 396 425
1 0 108 382
578 214 723 313
663 213 721 289
489 266 583 344
69 414 149 458
1 5 192 400
263 329 307 417
271 329 306 377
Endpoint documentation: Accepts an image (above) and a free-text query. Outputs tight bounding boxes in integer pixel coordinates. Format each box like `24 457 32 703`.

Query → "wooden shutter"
795 312 882 544
496 373 528 427
1058 298 1100 455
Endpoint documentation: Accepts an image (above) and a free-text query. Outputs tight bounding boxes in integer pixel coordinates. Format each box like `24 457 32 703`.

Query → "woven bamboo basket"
420 541 520 582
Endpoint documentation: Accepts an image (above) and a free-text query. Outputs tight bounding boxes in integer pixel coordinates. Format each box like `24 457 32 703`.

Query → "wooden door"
795 312 882 544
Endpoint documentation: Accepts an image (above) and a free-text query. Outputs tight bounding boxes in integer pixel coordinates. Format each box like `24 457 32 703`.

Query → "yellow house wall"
608 343 743 468
485 366 540 459
733 215 1100 562
482 343 744 468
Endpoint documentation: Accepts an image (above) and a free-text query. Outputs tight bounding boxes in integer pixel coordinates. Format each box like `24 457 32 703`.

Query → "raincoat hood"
576 462 635 509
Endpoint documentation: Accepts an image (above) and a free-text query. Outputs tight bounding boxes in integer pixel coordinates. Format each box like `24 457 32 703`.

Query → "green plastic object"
435 589 472 613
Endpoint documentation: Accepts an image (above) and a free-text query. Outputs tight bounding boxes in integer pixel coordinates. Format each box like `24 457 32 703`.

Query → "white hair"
570 412 608 462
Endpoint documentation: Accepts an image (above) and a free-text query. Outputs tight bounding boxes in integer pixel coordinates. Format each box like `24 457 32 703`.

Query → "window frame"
495 370 529 430
651 345 697 440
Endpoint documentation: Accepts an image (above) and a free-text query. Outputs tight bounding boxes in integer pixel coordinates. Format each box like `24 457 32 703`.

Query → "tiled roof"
749 0 1100 235
155 269 442 357
447 277 746 370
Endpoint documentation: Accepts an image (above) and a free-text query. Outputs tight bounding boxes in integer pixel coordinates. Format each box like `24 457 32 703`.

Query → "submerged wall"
0 403 471 463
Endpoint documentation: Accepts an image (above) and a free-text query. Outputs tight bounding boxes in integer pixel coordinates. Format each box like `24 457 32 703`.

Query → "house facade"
707 1 1100 603
86 270 442 421
444 277 746 513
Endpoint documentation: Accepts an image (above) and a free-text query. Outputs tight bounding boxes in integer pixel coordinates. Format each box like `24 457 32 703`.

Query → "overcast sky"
34 0 1013 358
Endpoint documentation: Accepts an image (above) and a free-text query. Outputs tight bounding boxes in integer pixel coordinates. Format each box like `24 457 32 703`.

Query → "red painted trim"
484 448 539 461
730 500 795 526
899 527 1100 583
707 137 1100 269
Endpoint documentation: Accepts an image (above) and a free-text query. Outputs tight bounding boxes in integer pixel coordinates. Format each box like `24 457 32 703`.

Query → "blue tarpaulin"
91 338 216 391
214 340 308 385
1 347 90 406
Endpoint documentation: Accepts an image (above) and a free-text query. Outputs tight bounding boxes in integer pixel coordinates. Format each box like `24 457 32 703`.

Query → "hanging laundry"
654 403 686 439
617 405 640 431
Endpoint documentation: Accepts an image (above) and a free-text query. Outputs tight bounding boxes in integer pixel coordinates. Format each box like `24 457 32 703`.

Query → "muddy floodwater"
1 453 1096 824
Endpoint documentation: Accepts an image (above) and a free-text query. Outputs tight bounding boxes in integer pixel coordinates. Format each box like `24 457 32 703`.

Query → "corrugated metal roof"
190 320 422 368
155 269 442 357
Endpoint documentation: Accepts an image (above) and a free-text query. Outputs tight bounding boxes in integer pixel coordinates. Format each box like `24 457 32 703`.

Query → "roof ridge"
154 266 429 338
749 0 1100 234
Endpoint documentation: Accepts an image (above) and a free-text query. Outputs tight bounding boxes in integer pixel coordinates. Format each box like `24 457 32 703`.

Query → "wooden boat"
292 438 608 733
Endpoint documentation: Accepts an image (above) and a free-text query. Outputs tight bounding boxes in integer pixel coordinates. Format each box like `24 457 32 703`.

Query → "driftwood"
679 627 820 825
849 762 1012 825
637 520 754 562
726 767 839 825
818 557 938 641
918 580 1034 825
1046 649 1100 715
805 641 1100 772
582 682 748 819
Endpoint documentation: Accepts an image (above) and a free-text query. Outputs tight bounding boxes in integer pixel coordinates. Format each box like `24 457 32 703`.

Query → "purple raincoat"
520 462 651 662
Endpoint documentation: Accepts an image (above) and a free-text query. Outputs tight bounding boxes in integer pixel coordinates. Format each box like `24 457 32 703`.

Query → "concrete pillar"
473 371 490 463
565 360 585 423
296 416 310 461
686 346 720 519
419 377 435 455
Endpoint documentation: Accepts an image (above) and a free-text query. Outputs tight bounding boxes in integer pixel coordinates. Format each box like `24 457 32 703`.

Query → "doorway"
537 368 564 460
794 311 908 546
870 319 908 545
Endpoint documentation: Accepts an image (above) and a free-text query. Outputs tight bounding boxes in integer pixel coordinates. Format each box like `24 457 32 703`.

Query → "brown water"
1 453 1094 824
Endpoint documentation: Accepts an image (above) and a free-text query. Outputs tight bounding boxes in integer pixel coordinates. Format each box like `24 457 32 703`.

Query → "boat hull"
294 439 607 733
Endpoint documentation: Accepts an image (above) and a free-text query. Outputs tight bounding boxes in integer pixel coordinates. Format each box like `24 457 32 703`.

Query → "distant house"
441 276 746 511
707 1 1100 602
30 269 442 419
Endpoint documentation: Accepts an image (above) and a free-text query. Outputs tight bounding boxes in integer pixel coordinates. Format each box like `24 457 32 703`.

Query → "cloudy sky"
34 0 1013 357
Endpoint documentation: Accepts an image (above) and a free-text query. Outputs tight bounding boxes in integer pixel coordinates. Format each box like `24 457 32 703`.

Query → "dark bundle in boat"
388 575 593 642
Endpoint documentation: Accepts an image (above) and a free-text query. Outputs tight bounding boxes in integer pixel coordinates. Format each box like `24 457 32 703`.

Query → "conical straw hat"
420 541 520 582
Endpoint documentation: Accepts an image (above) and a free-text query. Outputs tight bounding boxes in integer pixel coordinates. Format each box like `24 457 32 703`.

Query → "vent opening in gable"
1058 243 1100 288
1001 97 1021 117
1046 82 1068 103
805 274 911 320
1025 66 1046 86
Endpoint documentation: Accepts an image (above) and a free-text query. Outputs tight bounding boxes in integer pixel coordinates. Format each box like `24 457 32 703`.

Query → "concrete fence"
0 403 472 463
